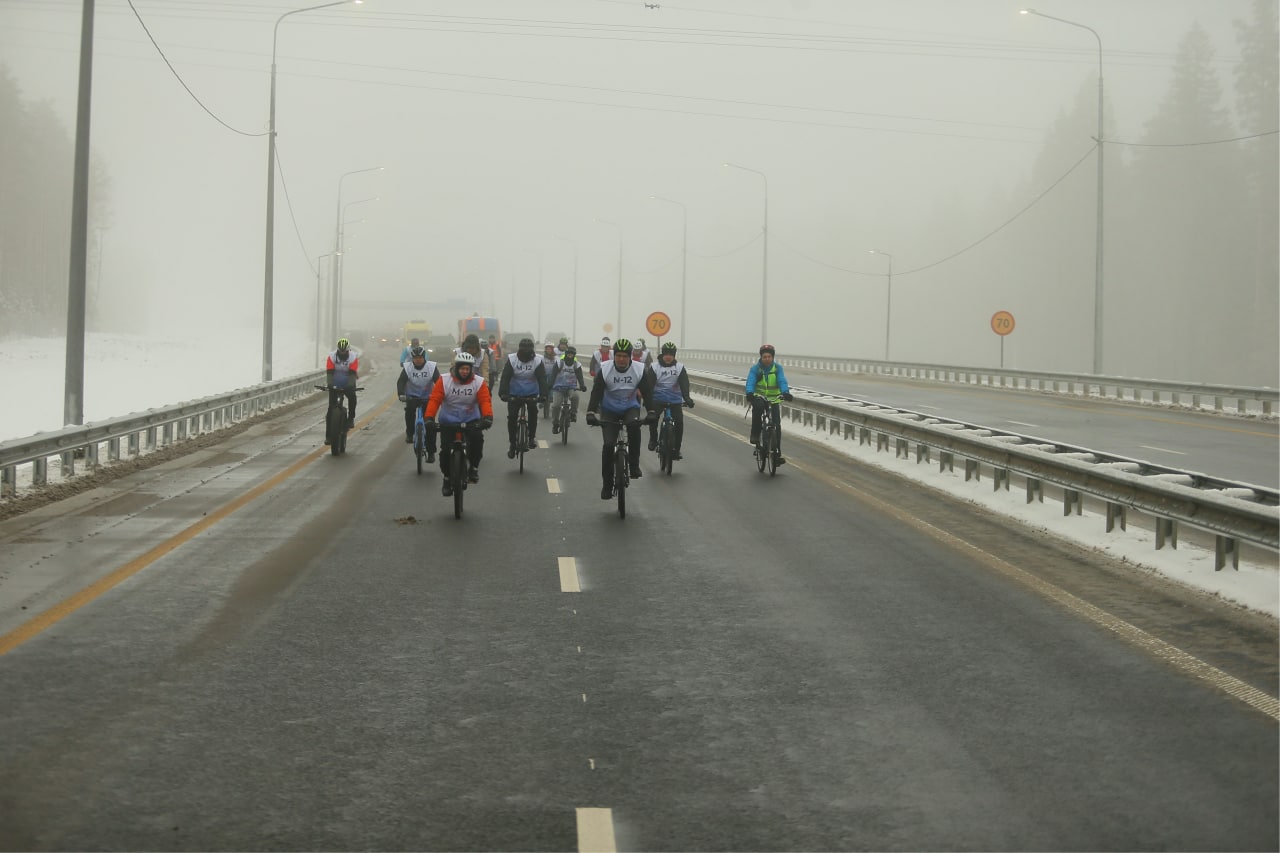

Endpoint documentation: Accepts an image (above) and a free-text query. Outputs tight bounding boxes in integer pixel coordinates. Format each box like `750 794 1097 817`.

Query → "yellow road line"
0 398 395 658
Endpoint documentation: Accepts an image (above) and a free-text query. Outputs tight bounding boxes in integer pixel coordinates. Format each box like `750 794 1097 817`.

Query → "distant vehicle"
402 320 431 344
457 314 502 347
503 332 535 353
423 334 457 361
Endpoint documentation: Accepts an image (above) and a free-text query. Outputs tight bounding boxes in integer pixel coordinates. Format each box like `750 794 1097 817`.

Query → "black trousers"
648 403 685 450
507 398 540 445
750 397 782 452
600 409 643 485
437 423 485 475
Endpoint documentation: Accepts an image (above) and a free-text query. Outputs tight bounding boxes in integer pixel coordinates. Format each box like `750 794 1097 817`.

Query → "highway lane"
0 370 1275 850
681 356 1280 490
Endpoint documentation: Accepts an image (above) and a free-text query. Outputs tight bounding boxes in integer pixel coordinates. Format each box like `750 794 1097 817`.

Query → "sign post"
990 310 1015 368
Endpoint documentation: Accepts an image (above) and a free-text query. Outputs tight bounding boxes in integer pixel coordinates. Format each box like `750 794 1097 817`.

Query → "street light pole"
264 0 358 382
596 218 623 337
1021 8 1104 373
724 163 769 344
334 196 376 339
315 250 338 367
332 166 381 340
650 195 688 348
552 236 578 343
869 250 894 360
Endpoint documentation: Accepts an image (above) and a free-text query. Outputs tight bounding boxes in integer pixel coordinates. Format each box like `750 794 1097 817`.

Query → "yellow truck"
402 320 431 345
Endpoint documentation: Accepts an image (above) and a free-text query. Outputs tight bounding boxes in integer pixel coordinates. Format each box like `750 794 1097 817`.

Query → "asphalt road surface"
0 369 1275 851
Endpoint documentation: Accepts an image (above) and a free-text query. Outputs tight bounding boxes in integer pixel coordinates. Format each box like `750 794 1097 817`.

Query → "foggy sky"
0 0 1264 370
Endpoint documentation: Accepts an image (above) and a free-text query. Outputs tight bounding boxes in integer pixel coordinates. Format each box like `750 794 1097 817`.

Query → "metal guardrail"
692 373 1279 571
682 350 1278 417
0 371 327 498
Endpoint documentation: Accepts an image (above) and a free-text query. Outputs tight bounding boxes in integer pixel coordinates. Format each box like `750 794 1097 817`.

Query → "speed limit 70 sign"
990 311 1015 336
646 312 672 337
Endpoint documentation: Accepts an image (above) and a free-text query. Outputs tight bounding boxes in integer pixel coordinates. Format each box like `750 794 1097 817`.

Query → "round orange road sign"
990 310 1015 336
645 311 672 337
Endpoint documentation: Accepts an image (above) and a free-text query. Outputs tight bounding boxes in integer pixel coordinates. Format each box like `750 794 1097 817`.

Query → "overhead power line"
124 0 264 136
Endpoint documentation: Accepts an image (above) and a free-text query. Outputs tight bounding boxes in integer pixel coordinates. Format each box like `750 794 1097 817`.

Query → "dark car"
423 334 458 362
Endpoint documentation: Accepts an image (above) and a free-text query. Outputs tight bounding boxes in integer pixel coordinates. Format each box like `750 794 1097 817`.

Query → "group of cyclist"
344 332 794 500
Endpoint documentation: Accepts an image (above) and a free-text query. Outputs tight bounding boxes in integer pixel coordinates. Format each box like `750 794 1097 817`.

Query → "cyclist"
498 337 549 457
487 334 503 386
424 352 494 496
589 336 611 378
540 343 559 417
585 338 655 499
398 336 420 365
549 345 588 434
745 343 794 465
556 336 571 357
396 345 440 459
632 337 653 367
455 333 490 386
646 342 694 459
325 337 360 434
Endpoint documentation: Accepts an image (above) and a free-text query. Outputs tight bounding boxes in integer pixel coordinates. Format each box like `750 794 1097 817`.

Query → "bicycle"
555 394 574 446
315 384 362 456
408 397 431 475
655 404 678 475
752 397 779 476
589 412 636 519
507 395 540 473
439 421 484 519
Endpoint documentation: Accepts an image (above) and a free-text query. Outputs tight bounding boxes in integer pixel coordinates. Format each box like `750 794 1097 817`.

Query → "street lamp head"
1019 8 1034 14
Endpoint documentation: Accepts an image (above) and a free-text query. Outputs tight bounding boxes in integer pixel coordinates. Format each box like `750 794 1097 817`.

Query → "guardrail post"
61 451 75 477
915 443 929 464
859 427 871 446
964 459 980 482
1214 536 1239 571
33 457 48 487
895 438 909 459
1105 502 1127 532
939 450 954 473
145 427 156 450
86 442 99 471
107 437 120 462
1155 518 1178 550
129 431 140 455
1265 400 1272 416
1 466 15 498
993 468 1009 491
1063 489 1081 515
1026 478 1043 503
1214 395 1224 412
876 433 889 452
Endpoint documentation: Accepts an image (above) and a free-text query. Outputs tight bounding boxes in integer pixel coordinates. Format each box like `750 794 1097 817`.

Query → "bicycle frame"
753 398 779 476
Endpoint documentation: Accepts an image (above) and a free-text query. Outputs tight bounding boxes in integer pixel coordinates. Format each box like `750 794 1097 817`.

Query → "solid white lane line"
559 556 581 593
1008 420 1040 428
547 478 562 493
576 807 617 853
1140 444 1187 455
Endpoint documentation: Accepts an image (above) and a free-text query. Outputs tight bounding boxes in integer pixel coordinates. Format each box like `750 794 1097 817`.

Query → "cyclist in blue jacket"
745 343 794 464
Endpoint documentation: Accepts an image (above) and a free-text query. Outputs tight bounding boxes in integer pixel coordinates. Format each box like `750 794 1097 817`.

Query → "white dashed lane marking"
558 557 581 593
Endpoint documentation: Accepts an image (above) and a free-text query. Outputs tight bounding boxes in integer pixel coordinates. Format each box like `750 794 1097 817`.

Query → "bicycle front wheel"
415 423 424 475
328 406 345 457
561 407 570 445
615 444 628 519
452 448 465 519
517 419 527 473
766 427 778 476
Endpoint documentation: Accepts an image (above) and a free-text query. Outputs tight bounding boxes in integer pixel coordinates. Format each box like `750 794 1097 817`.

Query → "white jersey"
401 361 439 399
651 360 686 404
598 360 646 414
435 373 485 423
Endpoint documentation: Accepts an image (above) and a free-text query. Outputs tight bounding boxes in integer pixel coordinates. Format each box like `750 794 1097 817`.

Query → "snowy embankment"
6 328 319 443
